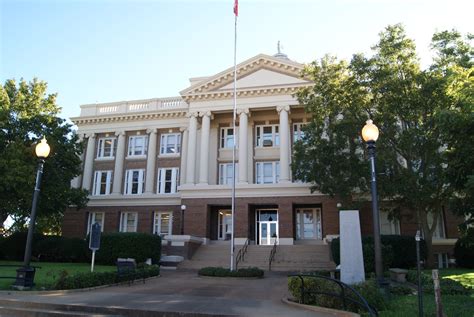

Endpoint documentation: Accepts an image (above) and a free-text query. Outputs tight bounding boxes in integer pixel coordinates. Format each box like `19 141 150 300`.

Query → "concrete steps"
178 244 232 269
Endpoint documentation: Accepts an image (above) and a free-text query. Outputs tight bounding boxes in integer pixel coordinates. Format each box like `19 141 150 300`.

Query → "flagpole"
230 3 238 271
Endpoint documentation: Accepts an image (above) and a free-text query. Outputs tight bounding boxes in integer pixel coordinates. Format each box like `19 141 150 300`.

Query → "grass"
0 261 115 290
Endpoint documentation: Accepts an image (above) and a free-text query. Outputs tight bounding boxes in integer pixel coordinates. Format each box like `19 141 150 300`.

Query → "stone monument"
339 210 365 284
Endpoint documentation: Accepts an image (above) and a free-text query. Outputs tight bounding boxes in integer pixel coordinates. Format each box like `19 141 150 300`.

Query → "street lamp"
361 120 384 287
13 137 50 289
180 204 186 235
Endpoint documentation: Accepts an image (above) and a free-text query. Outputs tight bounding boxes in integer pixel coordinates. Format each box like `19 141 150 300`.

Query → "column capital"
179 127 187 132
276 105 290 114
199 111 213 119
115 130 126 137
187 111 199 118
85 133 96 139
237 108 250 116
146 128 158 135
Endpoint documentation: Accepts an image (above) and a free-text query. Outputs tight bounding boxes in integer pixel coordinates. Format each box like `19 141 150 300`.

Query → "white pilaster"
198 111 212 184
238 108 249 183
82 133 96 191
180 127 188 185
186 112 199 184
277 105 290 183
145 128 158 194
112 130 126 195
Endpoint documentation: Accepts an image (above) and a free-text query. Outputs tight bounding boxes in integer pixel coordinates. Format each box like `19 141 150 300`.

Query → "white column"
198 111 211 184
186 112 199 184
82 133 96 191
112 131 126 195
179 127 188 185
277 105 290 183
238 108 249 183
145 128 158 194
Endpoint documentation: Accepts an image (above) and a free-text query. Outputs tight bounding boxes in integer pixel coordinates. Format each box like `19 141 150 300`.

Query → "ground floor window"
87 212 104 235
120 212 138 232
379 210 400 235
153 211 172 236
295 208 322 240
434 253 449 268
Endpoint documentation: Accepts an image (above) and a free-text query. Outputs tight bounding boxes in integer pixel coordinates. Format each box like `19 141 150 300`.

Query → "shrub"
198 267 264 278
0 236 5 259
454 228 474 268
352 279 388 311
35 236 89 263
389 284 414 295
406 270 470 295
1 232 46 261
54 265 160 290
90 233 161 265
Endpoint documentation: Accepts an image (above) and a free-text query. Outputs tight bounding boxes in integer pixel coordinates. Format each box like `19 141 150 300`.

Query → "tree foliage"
0 78 88 235
293 25 473 267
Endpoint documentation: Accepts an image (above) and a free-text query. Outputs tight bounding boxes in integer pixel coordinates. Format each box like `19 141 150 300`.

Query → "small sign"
89 222 101 251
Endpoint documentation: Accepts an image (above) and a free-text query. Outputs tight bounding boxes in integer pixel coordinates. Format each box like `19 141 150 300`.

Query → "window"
379 211 400 235
256 161 280 184
219 163 239 185
160 133 181 155
124 169 145 195
87 212 104 234
153 212 173 236
120 212 137 232
293 123 306 142
220 127 238 148
97 137 116 158
157 168 179 194
427 212 446 239
128 135 148 156
92 170 112 196
256 125 279 147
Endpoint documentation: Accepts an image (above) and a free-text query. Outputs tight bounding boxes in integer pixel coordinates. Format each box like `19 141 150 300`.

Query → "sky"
1 0 472 122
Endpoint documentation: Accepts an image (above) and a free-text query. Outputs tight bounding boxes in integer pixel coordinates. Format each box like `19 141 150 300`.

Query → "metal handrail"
288 274 378 316
235 238 249 269
268 240 277 271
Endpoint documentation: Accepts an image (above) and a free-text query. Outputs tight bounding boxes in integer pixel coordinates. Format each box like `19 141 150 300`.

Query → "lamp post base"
12 266 36 289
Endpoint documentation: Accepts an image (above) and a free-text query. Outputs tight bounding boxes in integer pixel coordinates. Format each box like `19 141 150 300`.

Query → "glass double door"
296 208 322 240
218 210 232 240
256 209 278 245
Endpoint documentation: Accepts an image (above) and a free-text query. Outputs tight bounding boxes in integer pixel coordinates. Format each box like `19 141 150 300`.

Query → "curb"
281 297 360 317
0 275 160 295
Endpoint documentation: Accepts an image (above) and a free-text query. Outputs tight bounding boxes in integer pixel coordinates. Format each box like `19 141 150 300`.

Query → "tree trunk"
423 222 436 269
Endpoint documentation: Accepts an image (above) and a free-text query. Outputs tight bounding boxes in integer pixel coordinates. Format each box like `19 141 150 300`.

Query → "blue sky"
1 0 472 121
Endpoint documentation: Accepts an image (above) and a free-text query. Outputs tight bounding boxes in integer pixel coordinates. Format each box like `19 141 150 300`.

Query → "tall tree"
293 25 473 267
0 78 88 234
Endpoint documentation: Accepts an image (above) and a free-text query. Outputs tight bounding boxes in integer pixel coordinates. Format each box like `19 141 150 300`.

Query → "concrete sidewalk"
0 270 338 316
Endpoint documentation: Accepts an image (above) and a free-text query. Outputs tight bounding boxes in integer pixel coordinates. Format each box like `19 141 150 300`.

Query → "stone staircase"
178 242 336 272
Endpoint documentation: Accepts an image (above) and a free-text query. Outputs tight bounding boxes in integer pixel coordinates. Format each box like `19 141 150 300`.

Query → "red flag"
234 0 238 16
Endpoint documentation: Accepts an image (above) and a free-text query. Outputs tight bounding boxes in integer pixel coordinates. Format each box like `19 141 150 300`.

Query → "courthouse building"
62 52 459 267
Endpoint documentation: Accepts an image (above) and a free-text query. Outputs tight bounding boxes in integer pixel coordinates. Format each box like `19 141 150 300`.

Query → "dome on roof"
273 41 290 60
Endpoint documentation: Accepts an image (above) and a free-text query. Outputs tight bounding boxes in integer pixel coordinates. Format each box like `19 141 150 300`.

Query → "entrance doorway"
295 208 322 240
218 210 232 240
256 209 278 245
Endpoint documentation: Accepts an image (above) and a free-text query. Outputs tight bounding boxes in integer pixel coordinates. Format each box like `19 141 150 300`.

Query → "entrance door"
218 210 232 240
256 209 278 245
296 208 322 240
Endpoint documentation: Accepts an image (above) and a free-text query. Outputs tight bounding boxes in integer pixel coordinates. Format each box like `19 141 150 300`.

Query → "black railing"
268 240 277 271
235 238 249 270
288 274 378 317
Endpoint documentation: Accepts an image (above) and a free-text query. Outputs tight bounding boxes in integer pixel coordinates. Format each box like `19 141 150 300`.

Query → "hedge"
331 235 427 272
406 270 470 295
90 233 162 265
53 265 160 290
1 232 47 261
35 236 89 263
198 267 264 278
454 228 474 268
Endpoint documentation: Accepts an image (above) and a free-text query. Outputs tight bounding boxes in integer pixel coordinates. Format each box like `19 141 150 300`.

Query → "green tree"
0 78 88 235
293 25 473 268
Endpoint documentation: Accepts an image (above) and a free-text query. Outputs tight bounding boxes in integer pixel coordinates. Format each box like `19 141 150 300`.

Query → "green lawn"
0 261 115 290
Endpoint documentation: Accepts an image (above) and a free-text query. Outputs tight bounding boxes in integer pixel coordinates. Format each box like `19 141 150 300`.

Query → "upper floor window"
219 163 239 185
97 137 116 158
293 123 306 142
119 212 137 232
220 127 238 148
92 170 112 196
427 212 446 239
256 125 279 147
87 212 104 235
256 161 280 184
124 169 145 195
128 135 148 156
160 133 181 155
157 168 179 194
379 211 400 235
153 212 173 236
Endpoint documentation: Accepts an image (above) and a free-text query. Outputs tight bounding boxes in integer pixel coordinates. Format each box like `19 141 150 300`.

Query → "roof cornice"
72 110 187 126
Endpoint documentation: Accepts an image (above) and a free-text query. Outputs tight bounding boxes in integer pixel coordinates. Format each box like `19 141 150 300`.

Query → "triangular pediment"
180 54 311 99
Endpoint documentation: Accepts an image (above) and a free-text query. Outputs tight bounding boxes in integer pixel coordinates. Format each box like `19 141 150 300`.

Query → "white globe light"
361 119 379 142
35 137 51 158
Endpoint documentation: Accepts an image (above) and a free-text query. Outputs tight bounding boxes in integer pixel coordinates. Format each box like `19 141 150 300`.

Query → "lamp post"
180 204 186 235
361 120 384 287
415 230 424 317
14 137 51 289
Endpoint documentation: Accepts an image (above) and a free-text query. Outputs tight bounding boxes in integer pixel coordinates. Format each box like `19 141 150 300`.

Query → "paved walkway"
0 270 337 316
